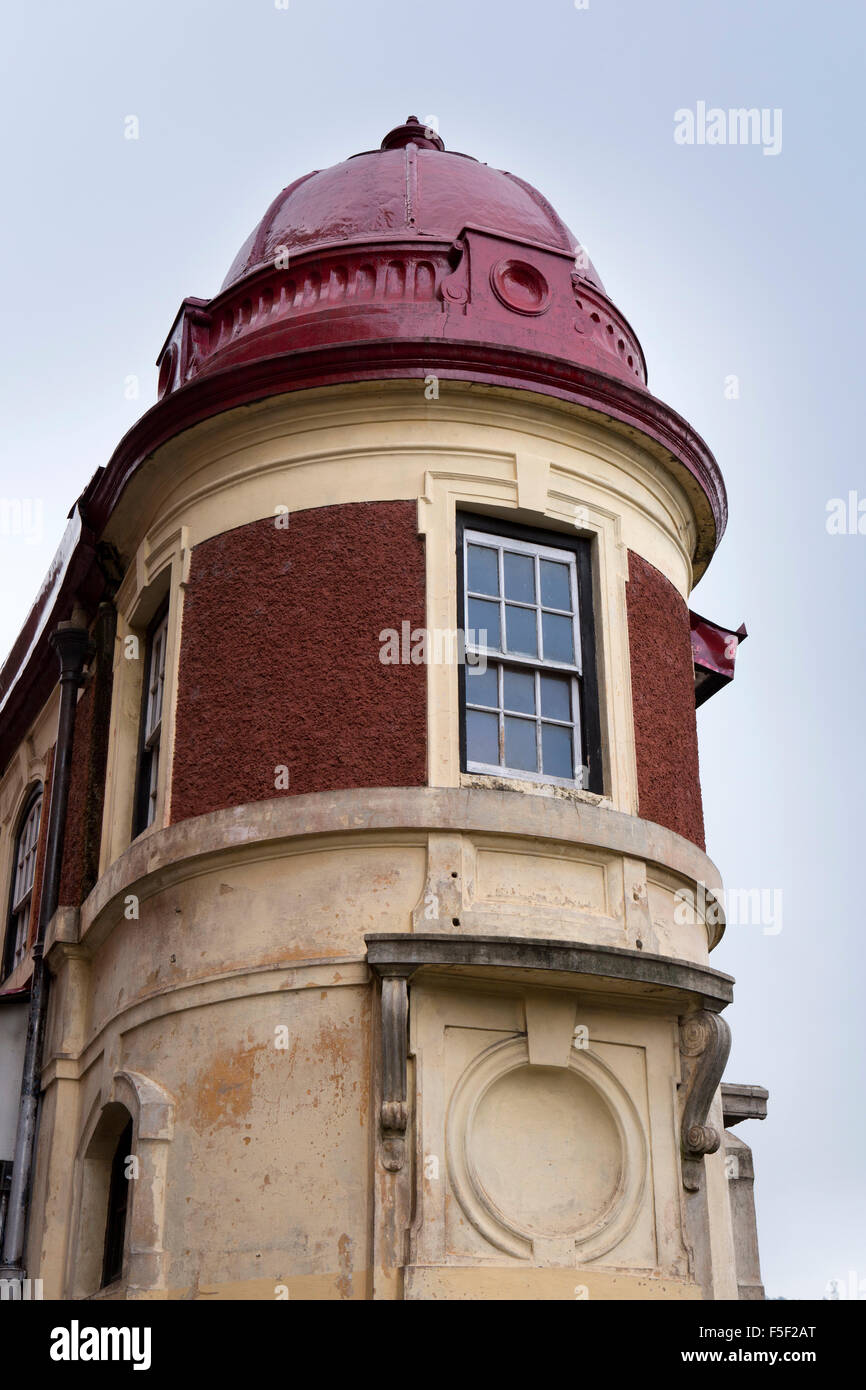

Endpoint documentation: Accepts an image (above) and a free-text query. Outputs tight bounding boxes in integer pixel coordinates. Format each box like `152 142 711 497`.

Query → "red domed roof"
222 117 605 294
158 116 648 399
142 118 725 568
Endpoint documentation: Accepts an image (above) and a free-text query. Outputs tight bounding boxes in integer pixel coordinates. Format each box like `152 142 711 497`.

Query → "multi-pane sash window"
459 520 601 790
4 788 42 977
133 613 168 835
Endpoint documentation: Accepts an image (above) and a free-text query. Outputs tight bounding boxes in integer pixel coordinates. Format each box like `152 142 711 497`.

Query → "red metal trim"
85 339 726 558
690 612 747 707
0 984 31 1004
0 525 100 775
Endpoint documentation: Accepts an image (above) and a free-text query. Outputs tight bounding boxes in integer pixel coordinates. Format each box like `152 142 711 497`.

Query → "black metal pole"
0 618 90 1276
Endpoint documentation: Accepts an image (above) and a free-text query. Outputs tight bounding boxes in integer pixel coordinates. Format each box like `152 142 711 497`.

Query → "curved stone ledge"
76 786 726 945
85 348 726 572
365 932 734 1012
40 957 370 1084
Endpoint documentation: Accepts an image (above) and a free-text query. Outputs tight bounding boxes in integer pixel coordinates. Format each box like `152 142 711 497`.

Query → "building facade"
0 117 766 1300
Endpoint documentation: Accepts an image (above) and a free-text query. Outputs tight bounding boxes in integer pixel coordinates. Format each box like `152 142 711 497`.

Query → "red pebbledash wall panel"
170 500 427 823
626 550 705 849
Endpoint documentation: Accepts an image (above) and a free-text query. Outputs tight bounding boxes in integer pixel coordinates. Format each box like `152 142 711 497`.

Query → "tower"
0 117 765 1300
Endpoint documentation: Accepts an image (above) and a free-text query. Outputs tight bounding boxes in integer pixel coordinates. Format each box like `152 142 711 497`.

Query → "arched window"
102 1114 134 1288
2 785 43 980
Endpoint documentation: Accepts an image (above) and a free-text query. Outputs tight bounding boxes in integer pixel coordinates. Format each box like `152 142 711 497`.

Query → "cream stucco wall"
11 379 742 1301
99 380 700 838
29 787 734 1300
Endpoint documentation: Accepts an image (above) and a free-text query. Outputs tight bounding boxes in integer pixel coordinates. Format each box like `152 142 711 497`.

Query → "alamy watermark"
0 1276 43 1300
379 624 488 670
824 1270 866 1300
674 879 782 935
674 103 782 157
826 492 866 535
0 497 43 544
50 1321 151 1370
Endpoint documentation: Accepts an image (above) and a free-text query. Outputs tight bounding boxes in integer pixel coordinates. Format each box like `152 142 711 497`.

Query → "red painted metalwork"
221 117 600 291
0 517 100 775
158 118 640 400
134 117 726 560
690 613 748 706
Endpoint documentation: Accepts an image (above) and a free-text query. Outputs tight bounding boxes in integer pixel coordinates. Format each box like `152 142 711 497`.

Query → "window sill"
459 769 610 811
85 1278 127 1300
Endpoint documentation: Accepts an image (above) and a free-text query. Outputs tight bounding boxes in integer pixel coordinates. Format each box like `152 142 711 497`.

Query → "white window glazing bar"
463 528 588 788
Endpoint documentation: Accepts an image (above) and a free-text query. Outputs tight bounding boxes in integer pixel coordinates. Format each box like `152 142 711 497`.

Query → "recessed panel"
470 1065 621 1238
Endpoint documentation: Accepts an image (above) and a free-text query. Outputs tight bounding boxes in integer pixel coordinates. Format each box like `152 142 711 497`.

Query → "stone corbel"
377 967 414 1172
678 1010 731 1191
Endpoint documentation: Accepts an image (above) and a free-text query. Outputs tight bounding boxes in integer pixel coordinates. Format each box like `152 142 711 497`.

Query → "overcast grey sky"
1 0 863 1300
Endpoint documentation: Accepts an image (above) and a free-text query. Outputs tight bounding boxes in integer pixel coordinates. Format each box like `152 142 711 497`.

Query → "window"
132 610 168 836
2 786 43 979
458 515 602 791
101 1114 133 1288
0 1159 12 1246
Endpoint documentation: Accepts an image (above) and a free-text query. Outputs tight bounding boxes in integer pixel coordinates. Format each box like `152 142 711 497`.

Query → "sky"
1 0 864 1300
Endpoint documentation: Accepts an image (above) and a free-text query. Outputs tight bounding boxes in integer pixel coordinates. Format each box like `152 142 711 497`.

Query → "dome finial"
381 116 445 153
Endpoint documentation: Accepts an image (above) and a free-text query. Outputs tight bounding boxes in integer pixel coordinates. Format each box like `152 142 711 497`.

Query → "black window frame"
456 512 603 794
2 783 44 982
131 601 169 840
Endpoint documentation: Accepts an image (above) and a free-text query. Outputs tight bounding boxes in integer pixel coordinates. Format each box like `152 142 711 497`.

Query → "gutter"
0 510 83 721
0 500 101 777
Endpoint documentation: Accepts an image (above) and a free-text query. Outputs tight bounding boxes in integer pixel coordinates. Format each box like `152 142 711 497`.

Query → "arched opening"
102 1114 134 1288
74 1102 135 1295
